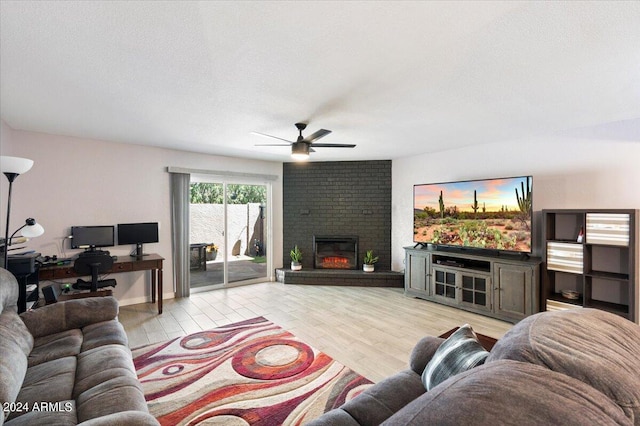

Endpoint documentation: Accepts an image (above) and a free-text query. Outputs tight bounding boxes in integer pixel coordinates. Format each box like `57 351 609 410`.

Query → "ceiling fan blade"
254 143 291 146
251 131 293 144
302 129 331 143
311 143 356 148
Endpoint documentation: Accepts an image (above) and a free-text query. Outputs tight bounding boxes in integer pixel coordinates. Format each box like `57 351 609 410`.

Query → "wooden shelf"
585 300 629 317
585 270 629 281
548 293 583 306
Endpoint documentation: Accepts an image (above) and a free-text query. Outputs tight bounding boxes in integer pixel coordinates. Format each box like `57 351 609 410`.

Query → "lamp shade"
21 220 45 238
0 156 34 174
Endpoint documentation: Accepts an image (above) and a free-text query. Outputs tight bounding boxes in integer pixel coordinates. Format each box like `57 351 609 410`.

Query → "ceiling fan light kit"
291 142 310 161
253 122 356 161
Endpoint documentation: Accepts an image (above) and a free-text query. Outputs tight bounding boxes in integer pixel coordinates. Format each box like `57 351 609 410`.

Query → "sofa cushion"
76 376 150 423
421 324 488 391
383 360 633 426
10 357 76 421
74 344 150 422
339 369 425 426
74 344 138 398
488 308 640 424
81 320 128 352
20 297 118 339
29 329 82 367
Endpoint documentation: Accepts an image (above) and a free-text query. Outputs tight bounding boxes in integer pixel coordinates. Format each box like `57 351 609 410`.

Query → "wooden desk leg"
151 270 156 303
157 267 163 314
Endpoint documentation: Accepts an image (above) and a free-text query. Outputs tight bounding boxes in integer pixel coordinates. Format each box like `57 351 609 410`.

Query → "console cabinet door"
459 271 492 313
431 266 457 306
493 263 535 321
405 252 430 297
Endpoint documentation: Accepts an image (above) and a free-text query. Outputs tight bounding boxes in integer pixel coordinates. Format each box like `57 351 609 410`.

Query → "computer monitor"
117 222 159 257
71 226 115 251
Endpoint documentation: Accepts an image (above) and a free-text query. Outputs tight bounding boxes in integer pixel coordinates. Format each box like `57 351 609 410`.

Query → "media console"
404 246 541 323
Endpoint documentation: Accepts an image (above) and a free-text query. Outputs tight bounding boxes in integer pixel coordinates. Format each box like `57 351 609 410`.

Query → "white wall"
0 120 283 305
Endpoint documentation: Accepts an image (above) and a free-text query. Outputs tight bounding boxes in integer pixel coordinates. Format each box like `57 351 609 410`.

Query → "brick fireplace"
282 160 393 271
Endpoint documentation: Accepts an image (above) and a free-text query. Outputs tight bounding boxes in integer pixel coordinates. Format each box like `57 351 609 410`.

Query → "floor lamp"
1 156 35 269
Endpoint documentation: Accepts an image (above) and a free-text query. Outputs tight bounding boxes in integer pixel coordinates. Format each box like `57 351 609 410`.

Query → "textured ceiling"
1 1 639 162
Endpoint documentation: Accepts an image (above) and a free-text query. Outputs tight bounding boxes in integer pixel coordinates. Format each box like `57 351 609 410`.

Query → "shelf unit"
542 209 638 323
405 247 541 323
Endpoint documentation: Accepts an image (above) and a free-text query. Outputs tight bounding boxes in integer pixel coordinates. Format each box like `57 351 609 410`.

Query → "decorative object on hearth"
290 245 303 270
133 316 372 424
1 156 36 269
253 122 356 161
363 249 379 272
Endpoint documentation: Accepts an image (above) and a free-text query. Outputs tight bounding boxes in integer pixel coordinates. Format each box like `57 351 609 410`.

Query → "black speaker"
42 285 60 304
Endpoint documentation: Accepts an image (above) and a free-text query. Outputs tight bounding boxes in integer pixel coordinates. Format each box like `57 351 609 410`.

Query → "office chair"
73 252 117 292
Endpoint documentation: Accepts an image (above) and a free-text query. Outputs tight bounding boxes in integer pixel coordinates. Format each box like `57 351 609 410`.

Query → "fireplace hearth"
313 236 358 270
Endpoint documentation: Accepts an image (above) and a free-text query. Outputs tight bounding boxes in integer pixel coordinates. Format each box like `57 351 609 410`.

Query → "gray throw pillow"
421 324 489 391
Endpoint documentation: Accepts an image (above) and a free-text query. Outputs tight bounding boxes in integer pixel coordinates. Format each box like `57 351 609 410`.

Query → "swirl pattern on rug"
133 316 373 425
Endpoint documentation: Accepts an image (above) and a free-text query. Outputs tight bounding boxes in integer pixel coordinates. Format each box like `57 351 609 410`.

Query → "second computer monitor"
117 222 159 257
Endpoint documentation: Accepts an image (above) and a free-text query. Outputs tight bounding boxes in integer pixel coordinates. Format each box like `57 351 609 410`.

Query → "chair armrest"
409 335 445 375
20 296 119 338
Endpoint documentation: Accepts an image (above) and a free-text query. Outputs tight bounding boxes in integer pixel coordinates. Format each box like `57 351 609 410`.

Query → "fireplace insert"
313 236 358 270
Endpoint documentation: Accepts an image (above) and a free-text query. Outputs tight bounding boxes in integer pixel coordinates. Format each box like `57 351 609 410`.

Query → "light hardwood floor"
119 282 512 383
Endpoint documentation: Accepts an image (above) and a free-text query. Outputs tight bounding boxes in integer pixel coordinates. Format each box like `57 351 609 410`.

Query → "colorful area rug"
133 316 373 425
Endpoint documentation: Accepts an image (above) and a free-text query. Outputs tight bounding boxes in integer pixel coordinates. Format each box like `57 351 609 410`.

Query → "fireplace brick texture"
283 160 392 270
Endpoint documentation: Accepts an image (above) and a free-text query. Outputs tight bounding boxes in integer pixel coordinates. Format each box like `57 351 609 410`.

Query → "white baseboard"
118 292 175 307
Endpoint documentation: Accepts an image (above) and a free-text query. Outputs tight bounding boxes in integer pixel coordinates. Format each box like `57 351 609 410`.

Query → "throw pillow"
421 324 489 391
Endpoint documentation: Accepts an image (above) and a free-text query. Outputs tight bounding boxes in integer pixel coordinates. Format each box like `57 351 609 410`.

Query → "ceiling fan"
253 122 356 160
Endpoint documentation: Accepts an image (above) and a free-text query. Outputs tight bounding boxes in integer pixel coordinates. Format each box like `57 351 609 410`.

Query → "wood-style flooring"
119 282 512 383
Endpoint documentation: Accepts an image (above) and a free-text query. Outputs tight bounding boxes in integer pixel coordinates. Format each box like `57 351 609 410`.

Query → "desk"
39 254 164 314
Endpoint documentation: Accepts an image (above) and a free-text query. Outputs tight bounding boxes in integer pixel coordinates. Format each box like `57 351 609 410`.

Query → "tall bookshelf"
543 209 638 323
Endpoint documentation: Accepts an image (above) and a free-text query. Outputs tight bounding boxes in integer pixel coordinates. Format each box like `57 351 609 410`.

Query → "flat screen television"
71 226 115 250
117 222 159 257
413 176 533 254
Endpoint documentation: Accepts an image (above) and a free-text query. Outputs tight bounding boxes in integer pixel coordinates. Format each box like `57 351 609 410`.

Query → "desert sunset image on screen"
413 176 532 253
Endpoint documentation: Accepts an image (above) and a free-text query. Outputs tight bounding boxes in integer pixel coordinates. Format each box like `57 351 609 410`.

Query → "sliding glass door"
189 177 270 290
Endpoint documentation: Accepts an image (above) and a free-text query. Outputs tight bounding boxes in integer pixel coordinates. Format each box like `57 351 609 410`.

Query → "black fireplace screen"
313 236 358 269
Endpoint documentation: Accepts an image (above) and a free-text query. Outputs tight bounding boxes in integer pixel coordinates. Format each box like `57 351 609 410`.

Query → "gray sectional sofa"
310 307 640 425
0 267 158 425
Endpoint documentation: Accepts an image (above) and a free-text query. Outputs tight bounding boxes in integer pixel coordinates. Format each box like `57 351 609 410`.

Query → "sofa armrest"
78 411 160 426
20 297 119 338
409 335 445 375
305 408 360 426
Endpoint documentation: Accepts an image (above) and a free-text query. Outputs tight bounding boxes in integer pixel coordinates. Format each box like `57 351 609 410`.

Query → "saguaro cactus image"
515 180 532 215
471 190 479 217
439 190 445 219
